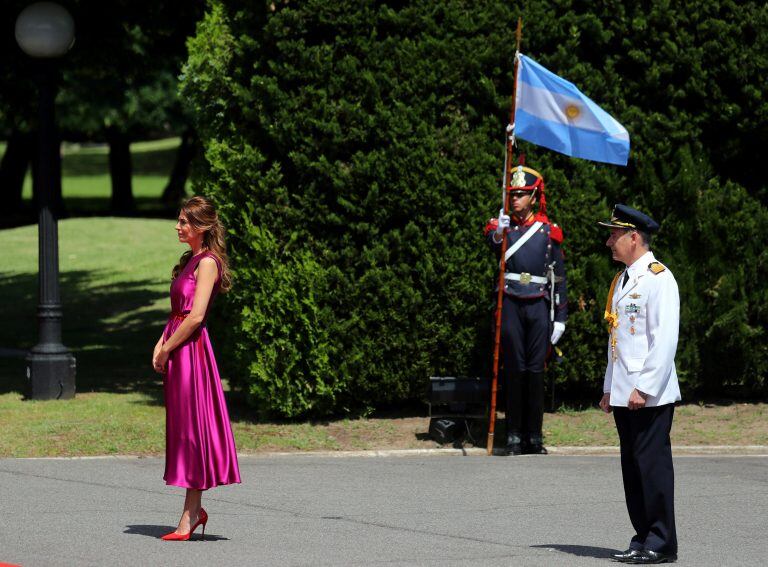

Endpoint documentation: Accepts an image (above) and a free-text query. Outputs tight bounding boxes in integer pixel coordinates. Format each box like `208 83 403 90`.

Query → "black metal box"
429 376 490 405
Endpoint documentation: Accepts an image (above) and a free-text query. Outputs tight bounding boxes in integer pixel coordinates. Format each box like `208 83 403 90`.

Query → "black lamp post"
15 2 76 400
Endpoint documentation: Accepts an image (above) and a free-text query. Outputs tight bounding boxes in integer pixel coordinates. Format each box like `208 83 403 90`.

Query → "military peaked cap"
598 204 660 233
507 165 543 194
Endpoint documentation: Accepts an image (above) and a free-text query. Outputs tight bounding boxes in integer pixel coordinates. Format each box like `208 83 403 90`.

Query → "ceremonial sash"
503 221 543 263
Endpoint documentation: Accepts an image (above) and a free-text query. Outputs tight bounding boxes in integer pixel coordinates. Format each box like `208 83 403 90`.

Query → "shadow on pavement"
531 544 618 559
124 525 229 542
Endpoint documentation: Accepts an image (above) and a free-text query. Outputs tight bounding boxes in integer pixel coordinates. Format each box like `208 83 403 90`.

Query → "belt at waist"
504 272 548 285
169 311 206 326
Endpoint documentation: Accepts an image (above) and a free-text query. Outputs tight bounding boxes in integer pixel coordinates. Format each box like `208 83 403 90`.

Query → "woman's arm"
155 257 218 370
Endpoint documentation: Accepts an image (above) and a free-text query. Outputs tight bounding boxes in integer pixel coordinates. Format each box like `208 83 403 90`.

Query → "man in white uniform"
598 204 680 565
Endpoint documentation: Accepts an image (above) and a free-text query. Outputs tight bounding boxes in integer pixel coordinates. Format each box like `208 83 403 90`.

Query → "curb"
10 445 768 460
548 445 768 456
248 446 768 458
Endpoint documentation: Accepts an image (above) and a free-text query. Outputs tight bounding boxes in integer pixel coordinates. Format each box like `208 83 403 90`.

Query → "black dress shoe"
611 548 642 562
626 550 677 564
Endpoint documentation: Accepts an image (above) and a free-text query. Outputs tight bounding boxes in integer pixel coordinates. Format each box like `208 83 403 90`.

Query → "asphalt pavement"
0 453 766 566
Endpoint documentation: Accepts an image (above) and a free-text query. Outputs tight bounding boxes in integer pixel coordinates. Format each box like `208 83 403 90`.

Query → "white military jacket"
603 251 682 407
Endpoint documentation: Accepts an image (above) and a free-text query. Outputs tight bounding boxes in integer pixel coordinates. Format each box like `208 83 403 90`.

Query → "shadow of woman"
124 525 229 541
530 544 618 559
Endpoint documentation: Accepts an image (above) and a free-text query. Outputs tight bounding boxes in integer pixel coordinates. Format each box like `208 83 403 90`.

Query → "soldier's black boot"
504 371 524 456
526 434 548 455
524 371 548 454
505 431 523 456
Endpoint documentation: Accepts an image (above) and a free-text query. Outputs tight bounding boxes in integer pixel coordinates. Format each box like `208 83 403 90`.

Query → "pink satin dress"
162 252 241 490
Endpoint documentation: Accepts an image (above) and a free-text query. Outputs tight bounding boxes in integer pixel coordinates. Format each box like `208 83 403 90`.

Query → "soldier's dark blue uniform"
485 166 567 454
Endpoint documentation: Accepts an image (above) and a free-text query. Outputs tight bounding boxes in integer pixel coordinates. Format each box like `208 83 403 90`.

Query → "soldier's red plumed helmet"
508 165 547 215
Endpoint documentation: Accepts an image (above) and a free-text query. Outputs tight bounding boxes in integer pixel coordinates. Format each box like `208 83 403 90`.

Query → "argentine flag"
514 54 630 166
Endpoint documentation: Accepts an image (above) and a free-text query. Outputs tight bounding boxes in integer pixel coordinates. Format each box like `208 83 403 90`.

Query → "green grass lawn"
1 147 766 457
2 219 768 457
0 216 358 457
0 217 180 394
0 137 186 217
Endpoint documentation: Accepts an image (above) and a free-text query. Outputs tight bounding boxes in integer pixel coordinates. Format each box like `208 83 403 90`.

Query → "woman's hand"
153 346 170 374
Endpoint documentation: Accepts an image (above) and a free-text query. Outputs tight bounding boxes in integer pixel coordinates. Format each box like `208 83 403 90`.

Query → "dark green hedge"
181 0 768 417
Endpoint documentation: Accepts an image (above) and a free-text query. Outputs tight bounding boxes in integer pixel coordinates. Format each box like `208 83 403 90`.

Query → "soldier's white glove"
551 321 565 345
495 209 511 235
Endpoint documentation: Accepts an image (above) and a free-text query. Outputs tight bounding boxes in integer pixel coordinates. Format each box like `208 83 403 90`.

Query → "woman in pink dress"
152 195 241 541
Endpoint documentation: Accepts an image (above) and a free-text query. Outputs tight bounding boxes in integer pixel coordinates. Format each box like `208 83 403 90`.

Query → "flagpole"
487 17 522 456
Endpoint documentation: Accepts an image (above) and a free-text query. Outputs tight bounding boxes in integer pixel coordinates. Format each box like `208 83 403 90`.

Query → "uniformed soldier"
598 204 681 564
485 165 567 456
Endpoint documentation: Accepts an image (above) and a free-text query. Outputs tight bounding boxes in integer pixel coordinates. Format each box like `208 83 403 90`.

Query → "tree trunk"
0 129 34 214
107 126 134 214
161 129 197 206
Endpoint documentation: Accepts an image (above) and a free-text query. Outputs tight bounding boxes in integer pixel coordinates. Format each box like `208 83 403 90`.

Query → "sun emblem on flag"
565 104 581 121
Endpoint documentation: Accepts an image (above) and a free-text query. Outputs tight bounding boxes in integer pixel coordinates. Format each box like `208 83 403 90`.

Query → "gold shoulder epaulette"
648 262 666 274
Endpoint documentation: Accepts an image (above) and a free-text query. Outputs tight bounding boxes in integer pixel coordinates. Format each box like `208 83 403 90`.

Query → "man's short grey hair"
636 230 652 248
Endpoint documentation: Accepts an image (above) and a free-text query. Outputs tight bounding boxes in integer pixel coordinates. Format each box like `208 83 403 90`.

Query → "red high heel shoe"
161 508 208 541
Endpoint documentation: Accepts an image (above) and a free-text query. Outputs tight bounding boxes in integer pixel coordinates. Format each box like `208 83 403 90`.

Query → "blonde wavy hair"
172 196 232 292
